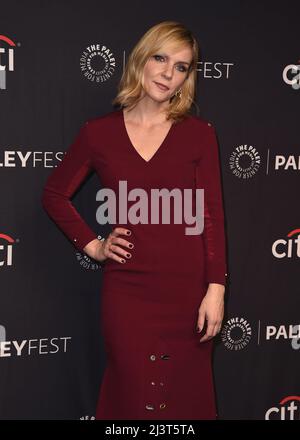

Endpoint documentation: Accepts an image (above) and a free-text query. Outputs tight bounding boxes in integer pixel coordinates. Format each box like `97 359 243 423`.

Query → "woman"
41 20 228 420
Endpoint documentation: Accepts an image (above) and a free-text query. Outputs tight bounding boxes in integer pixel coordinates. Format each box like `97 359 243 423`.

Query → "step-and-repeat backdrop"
0 1 299 420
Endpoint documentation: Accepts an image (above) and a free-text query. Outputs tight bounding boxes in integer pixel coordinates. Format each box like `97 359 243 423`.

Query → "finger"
199 332 213 342
104 233 133 263
111 236 134 250
199 323 215 342
199 331 215 342
211 324 220 337
109 243 132 260
111 227 132 237
200 322 222 342
105 247 128 264
216 324 222 334
212 319 223 334
196 312 205 333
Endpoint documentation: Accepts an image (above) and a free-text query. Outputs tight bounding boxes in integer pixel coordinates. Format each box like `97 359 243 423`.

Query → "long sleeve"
41 121 98 252
195 122 228 287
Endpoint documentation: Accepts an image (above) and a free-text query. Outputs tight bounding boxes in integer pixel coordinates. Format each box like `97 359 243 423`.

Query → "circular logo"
221 317 252 350
229 144 261 179
80 43 116 83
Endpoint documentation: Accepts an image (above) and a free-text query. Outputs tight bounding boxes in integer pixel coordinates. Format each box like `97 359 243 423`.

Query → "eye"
153 54 164 62
177 65 187 73
153 55 188 73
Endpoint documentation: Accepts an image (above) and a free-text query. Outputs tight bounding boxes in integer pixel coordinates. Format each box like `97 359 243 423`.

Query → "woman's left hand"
196 284 225 343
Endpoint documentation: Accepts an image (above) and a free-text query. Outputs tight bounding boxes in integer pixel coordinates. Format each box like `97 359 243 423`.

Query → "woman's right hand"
85 227 134 264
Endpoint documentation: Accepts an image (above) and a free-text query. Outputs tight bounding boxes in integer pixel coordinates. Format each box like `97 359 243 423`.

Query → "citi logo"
272 229 300 259
0 35 16 90
265 396 300 420
282 61 300 90
0 233 16 267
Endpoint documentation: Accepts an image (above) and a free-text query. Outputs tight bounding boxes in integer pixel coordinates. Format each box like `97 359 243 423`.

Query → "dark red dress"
41 108 228 420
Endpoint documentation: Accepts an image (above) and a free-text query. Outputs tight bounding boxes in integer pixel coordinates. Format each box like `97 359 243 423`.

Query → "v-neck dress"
41 108 228 420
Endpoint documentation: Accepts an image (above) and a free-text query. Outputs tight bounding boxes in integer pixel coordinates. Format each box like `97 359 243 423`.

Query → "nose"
162 63 174 80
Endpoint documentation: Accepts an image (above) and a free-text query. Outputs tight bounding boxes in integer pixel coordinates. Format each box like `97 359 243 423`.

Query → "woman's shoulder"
85 109 121 127
185 113 215 131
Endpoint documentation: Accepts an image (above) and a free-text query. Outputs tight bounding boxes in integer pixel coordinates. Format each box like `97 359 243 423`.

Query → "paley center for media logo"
229 146 300 178
229 144 261 179
220 317 252 350
0 34 16 90
80 43 116 83
220 318 300 350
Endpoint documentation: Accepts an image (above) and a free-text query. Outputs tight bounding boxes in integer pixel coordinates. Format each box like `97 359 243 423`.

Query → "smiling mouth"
154 81 169 91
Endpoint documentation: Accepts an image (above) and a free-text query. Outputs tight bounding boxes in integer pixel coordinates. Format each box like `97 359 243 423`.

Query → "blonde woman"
42 21 228 420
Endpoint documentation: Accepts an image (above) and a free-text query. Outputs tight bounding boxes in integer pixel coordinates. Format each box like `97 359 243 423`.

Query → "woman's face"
142 44 193 103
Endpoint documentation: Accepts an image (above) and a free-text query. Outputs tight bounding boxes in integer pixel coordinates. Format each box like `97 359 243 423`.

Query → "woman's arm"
195 122 228 288
41 121 99 253
195 121 228 342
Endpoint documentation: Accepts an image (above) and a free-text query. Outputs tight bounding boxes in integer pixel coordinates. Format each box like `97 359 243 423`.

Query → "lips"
154 81 169 91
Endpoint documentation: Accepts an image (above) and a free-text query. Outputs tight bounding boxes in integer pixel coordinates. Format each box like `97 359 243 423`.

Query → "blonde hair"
112 20 200 123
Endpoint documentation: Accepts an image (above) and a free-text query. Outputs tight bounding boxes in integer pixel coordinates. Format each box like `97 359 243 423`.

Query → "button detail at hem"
160 354 170 360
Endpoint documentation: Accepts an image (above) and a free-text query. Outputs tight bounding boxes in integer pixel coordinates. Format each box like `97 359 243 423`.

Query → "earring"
175 88 182 99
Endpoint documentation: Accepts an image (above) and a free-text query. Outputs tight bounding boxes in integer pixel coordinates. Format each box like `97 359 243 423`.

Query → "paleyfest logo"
0 324 71 358
0 35 16 90
80 43 116 83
